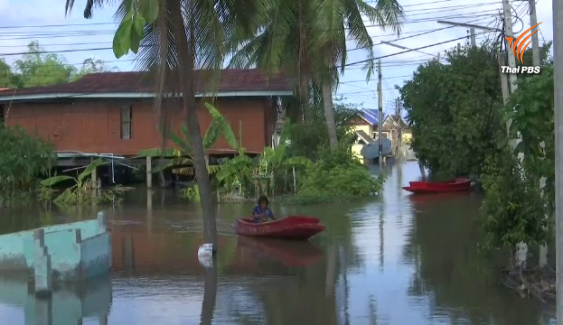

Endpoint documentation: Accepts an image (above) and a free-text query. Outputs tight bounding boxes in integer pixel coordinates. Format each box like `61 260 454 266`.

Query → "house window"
120 105 132 139
372 132 390 139
0 105 4 125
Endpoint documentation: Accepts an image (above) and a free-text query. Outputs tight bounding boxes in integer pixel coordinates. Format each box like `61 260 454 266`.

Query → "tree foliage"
480 59 554 250
287 99 359 160
0 125 54 206
502 63 554 216
285 143 385 204
0 59 18 88
226 0 403 143
72 58 109 81
0 42 112 88
480 148 548 250
14 42 78 87
399 45 504 180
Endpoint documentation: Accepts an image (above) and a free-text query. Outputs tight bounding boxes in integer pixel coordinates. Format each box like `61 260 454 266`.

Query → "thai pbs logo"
501 22 541 74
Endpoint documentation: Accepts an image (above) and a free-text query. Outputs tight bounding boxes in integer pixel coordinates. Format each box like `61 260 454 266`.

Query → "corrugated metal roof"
0 69 293 100
359 109 386 126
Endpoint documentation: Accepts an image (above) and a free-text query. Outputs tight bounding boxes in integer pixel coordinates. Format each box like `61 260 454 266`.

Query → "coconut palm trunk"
321 79 338 148
170 3 217 248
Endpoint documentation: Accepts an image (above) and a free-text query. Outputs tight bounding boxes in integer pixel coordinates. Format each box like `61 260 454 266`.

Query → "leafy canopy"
286 143 385 204
480 57 554 250
0 125 54 205
5 42 112 88
287 98 359 160
400 45 504 180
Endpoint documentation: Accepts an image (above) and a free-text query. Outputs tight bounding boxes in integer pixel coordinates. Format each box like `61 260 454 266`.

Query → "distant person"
252 195 275 223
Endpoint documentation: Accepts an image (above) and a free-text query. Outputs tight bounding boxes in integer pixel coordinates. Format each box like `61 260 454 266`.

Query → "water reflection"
0 273 111 324
0 161 558 324
200 260 218 325
403 192 551 324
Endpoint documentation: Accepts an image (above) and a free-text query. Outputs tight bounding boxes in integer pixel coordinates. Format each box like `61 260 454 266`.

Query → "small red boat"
233 216 325 239
402 178 471 194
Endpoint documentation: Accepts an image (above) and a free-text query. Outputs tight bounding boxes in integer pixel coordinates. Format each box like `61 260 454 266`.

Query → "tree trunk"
298 75 309 122
321 80 338 148
296 0 308 122
171 5 217 249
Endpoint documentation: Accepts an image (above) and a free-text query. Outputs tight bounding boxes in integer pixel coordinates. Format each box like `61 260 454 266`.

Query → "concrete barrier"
0 211 112 295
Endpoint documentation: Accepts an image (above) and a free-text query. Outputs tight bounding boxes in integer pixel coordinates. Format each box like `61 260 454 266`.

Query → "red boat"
233 216 325 239
402 178 471 194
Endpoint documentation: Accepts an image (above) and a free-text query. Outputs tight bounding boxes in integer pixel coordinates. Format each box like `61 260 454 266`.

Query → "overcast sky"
0 0 554 114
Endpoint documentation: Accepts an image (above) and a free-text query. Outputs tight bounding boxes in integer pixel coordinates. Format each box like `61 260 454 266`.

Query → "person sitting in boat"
252 195 275 223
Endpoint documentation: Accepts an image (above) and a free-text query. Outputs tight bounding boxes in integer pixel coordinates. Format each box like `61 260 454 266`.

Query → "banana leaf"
77 158 104 183
41 175 75 187
283 156 312 168
216 155 253 181
204 103 239 150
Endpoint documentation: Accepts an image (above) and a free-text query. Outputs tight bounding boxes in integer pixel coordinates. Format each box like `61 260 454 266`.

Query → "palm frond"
65 0 114 18
356 0 403 34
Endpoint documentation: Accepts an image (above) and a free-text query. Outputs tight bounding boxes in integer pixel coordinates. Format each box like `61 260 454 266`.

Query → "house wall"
6 97 272 156
347 116 374 137
348 116 374 162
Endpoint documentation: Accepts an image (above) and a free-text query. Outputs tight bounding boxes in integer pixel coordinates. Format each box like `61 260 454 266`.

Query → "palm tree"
65 0 264 250
228 0 403 148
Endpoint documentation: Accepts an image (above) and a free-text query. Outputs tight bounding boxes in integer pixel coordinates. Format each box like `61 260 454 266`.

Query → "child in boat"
252 195 275 223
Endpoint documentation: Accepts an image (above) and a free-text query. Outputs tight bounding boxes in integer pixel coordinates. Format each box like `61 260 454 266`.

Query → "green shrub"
0 125 54 206
479 149 549 250
284 144 385 204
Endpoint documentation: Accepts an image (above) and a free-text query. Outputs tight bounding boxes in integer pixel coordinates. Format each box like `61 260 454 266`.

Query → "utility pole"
502 0 518 93
553 0 563 320
524 0 547 266
470 28 476 47
528 0 541 66
395 98 402 157
377 60 383 168
498 51 510 104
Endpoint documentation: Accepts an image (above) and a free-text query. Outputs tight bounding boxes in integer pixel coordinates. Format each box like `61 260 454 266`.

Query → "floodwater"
0 161 556 325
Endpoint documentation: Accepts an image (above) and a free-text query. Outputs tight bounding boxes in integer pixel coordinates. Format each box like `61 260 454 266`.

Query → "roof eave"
0 90 294 102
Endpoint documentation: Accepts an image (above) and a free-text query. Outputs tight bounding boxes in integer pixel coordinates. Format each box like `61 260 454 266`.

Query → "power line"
0 0 501 30
0 11 498 43
0 15 497 58
0 26 462 49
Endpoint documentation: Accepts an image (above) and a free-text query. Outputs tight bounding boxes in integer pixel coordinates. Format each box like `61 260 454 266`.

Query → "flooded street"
0 161 556 324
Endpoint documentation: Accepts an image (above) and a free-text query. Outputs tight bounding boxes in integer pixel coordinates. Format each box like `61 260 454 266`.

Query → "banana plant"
139 102 238 176
216 120 312 194
39 158 124 205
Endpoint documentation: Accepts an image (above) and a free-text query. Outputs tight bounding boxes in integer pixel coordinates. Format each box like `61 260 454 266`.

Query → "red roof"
0 69 293 99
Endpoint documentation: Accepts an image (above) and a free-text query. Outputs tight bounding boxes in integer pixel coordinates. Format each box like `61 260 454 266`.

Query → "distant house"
347 109 380 160
0 69 293 159
379 114 412 145
347 110 412 161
